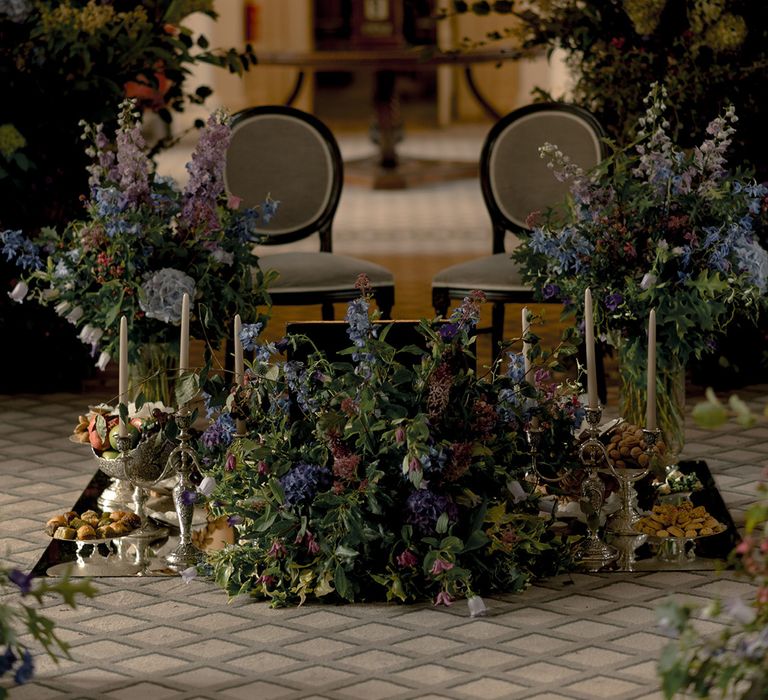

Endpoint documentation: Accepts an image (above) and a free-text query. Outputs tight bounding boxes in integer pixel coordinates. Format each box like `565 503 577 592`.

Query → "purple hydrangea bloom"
279 462 332 507
542 283 560 300
201 414 236 449
405 489 458 532
438 322 459 340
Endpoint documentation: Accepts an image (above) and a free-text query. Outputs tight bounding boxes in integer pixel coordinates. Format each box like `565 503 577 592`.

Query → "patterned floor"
1 387 765 700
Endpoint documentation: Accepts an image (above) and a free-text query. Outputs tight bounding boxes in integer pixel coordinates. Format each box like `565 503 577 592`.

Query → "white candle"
646 309 657 431
118 315 128 437
234 314 246 436
179 292 190 376
521 306 531 378
584 288 598 410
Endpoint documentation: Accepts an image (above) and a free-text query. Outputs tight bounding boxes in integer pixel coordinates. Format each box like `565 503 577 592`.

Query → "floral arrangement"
514 85 768 445
442 1 768 178
0 0 256 231
657 475 768 699
193 280 585 607
1 99 276 401
0 564 96 698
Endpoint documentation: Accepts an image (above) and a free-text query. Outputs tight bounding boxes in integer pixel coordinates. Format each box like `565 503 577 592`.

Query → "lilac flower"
529 226 594 275
139 268 195 324
405 489 458 532
268 540 287 558
438 322 459 340
238 322 263 352
227 514 243 526
605 292 623 311
279 462 332 507
180 110 231 234
115 101 151 209
1 229 23 261
1 229 42 270
346 297 373 347
8 569 32 595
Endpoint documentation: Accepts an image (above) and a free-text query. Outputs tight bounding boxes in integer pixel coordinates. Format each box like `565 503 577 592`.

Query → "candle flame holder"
165 407 205 572
571 406 619 571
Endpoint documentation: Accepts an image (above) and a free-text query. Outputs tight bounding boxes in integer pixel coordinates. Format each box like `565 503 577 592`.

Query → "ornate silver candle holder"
572 406 619 571
165 407 204 571
92 434 173 539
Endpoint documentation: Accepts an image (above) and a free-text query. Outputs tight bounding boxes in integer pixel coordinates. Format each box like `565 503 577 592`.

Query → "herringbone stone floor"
1 386 765 700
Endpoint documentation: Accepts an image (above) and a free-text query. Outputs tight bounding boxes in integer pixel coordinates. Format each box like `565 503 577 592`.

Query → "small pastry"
63 511 79 524
80 510 100 526
53 526 77 540
110 521 130 536
77 524 97 540
110 510 130 522
119 513 141 530
69 517 87 530
45 515 68 536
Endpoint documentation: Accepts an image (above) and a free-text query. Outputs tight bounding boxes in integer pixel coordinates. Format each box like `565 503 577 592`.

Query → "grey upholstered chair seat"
262 252 394 293
431 253 527 293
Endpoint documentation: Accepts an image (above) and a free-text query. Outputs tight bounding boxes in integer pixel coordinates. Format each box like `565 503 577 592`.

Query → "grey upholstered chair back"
482 104 605 237
225 106 343 248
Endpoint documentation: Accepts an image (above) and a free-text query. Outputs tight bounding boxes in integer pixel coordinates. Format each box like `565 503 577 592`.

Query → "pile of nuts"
635 501 725 539
605 423 666 469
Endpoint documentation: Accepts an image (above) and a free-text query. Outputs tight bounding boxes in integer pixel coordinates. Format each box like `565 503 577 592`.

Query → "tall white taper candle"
522 306 531 378
584 288 598 410
646 309 657 430
118 315 129 437
179 292 189 376
234 315 246 435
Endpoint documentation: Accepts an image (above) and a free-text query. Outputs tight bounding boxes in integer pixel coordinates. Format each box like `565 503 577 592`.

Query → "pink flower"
409 457 421 473
257 574 276 587
735 537 752 555
395 426 406 445
225 453 237 472
268 540 286 559
257 460 269 475
434 591 453 607
396 549 418 568
305 531 320 555
227 194 242 209
430 558 454 575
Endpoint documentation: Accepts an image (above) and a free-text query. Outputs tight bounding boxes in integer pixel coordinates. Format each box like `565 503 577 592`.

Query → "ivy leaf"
175 371 199 407
333 564 353 601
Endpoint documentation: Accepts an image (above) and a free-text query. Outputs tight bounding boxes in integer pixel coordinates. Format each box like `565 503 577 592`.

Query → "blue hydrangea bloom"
279 462 331 507
506 353 526 383
201 414 235 449
239 322 263 352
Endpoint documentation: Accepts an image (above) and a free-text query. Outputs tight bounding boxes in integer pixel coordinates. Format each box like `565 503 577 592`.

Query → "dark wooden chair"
225 105 395 319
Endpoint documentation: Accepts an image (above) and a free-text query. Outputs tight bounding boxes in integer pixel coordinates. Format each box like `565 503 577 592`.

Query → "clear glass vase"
618 341 686 472
128 342 177 406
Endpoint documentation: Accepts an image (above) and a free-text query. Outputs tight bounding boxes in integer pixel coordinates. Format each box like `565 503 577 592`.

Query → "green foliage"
0 0 257 231
0 565 97 692
198 290 583 607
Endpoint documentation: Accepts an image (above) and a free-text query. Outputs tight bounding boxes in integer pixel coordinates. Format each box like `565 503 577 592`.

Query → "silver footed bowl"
92 436 175 487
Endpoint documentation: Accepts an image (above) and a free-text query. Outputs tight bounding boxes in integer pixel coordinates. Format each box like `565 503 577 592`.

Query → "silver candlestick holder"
604 428 660 570
572 406 619 571
165 407 204 571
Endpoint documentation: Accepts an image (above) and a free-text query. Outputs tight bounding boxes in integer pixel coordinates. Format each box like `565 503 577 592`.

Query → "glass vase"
617 341 686 472
128 342 177 406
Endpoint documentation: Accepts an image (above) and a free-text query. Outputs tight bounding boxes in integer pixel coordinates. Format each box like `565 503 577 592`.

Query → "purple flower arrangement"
1 99 276 377
197 283 583 607
517 84 768 374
